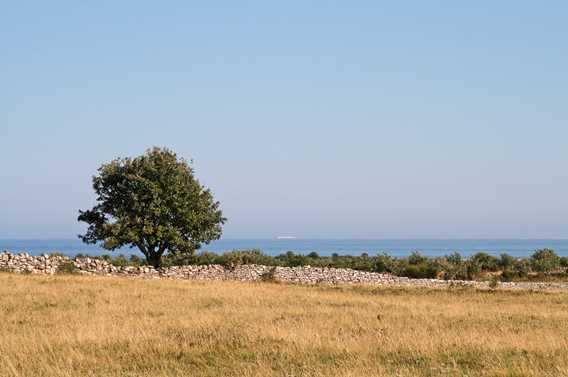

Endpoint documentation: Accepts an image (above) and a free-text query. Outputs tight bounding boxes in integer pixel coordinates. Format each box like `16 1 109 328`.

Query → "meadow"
1 273 568 377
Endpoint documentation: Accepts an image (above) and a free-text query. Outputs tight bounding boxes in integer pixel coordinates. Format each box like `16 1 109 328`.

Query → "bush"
162 252 199 267
373 253 397 273
129 255 145 266
500 269 519 282
446 252 463 265
400 262 439 279
515 258 531 275
531 249 560 273
498 253 516 270
276 251 309 267
488 275 500 289
67 247 564 282
194 251 222 265
108 254 129 267
220 249 275 268
57 261 78 274
470 252 499 272
437 256 468 280
408 251 428 265
465 260 482 280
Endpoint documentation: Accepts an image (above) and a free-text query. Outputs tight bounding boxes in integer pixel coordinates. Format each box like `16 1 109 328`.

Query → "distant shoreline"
2 238 568 257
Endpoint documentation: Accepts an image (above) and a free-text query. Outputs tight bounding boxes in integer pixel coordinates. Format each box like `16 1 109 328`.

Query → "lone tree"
78 147 225 267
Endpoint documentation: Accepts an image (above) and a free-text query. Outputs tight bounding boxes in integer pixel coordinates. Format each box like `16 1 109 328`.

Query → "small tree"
78 147 226 268
530 248 560 273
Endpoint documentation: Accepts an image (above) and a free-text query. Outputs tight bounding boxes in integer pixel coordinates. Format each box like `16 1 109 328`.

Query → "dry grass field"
1 273 568 377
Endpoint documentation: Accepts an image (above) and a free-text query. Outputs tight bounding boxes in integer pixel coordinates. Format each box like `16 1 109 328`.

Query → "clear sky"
1 1 567 239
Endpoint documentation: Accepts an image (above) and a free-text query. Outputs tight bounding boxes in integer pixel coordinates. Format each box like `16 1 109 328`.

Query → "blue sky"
1 1 567 239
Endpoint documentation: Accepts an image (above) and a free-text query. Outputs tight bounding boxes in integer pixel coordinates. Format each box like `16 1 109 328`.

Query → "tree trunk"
147 252 162 269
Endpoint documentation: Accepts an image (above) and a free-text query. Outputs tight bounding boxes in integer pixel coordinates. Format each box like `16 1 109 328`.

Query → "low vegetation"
79 248 568 282
1 273 567 376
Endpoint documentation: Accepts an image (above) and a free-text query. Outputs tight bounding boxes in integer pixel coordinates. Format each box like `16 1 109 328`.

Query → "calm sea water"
1 239 568 257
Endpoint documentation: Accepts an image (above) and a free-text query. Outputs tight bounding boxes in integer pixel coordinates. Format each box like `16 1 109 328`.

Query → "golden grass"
1 274 568 377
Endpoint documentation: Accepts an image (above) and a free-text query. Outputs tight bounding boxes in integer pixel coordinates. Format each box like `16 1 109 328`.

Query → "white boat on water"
276 236 297 240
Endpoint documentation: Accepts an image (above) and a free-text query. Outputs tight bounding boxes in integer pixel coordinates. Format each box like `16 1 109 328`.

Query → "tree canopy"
78 147 225 267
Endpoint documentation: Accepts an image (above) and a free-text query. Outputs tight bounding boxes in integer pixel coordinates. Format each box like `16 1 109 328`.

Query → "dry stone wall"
2 251 568 291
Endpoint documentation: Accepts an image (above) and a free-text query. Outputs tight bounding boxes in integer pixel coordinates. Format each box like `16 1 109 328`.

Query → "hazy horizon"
2 2 567 239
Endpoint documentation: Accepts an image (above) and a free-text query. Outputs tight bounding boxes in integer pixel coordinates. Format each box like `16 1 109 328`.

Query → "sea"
1 239 568 258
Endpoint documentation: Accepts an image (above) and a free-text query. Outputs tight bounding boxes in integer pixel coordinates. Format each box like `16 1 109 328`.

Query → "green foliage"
488 275 500 289
438 253 469 280
128 255 146 266
276 251 310 267
192 251 222 266
465 260 482 280
57 261 78 274
498 253 516 270
513 259 531 278
470 252 499 272
78 147 226 268
373 253 396 273
401 262 439 279
97 254 146 267
408 251 428 265
61 247 567 282
220 249 276 268
109 255 129 267
531 249 560 273
446 252 463 266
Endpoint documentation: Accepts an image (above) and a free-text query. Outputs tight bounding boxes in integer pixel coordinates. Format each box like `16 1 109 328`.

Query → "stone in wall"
2 251 568 291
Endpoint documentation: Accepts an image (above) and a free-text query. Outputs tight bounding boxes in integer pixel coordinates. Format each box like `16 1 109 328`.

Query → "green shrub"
470 252 499 272
373 253 397 273
57 261 78 274
465 260 482 280
488 275 500 289
408 251 428 265
221 249 275 268
500 269 517 282
498 253 516 270
66 247 565 282
446 252 463 265
276 251 309 267
162 252 198 267
129 255 145 266
193 251 222 265
531 249 560 273
401 262 439 279
108 254 129 267
438 257 468 280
